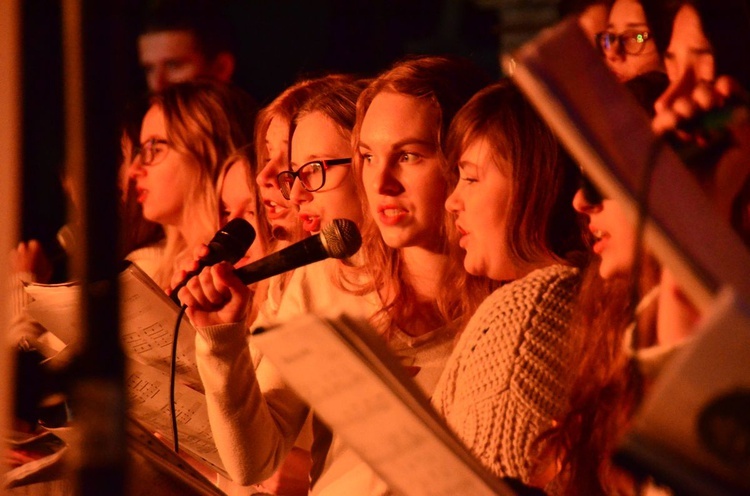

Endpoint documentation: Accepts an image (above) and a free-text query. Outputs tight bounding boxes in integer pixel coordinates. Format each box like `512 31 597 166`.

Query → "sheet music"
24 262 202 389
21 262 225 475
253 313 513 496
126 360 226 476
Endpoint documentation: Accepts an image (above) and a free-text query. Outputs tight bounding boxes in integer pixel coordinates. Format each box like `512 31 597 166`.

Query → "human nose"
289 176 312 206
149 67 168 93
572 188 601 214
605 42 625 63
368 159 403 196
444 183 463 213
257 157 282 189
127 156 145 179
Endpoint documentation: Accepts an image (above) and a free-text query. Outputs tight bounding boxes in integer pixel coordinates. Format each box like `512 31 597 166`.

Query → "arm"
181 263 309 484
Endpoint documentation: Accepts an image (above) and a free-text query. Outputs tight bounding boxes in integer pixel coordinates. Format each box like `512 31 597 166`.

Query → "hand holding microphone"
178 218 362 328
169 218 257 304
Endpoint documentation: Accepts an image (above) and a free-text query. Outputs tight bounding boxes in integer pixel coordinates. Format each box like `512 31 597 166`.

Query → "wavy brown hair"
445 80 587 271
347 55 494 336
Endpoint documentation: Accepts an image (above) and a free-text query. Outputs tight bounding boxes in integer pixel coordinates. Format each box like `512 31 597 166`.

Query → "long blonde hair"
148 80 257 287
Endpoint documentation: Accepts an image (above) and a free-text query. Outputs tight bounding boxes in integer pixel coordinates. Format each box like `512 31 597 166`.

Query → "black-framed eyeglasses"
137 138 170 166
580 175 605 205
596 30 652 56
277 158 351 200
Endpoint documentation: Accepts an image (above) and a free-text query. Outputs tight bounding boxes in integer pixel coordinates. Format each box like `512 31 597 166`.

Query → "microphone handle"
235 236 328 285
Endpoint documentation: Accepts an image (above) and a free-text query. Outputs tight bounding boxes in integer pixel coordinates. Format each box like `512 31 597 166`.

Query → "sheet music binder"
253 313 515 496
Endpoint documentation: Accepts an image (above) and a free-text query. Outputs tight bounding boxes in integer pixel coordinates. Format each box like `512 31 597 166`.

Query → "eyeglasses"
580 175 605 205
277 158 351 200
138 138 170 166
596 30 652 56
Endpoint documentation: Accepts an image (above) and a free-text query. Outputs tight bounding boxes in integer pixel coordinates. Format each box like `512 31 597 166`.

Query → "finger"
184 273 213 309
27 239 43 256
671 95 698 122
193 243 210 260
177 285 198 309
691 81 722 112
196 266 227 306
213 262 248 299
714 75 745 100
652 108 681 135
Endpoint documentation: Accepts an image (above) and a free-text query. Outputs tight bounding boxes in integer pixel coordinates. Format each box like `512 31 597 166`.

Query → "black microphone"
170 218 256 303
235 218 361 285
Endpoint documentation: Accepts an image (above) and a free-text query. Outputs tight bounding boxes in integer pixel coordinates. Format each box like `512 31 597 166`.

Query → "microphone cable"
169 303 189 453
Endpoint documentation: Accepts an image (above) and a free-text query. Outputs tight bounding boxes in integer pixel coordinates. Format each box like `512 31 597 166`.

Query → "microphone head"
320 219 362 259
207 218 257 265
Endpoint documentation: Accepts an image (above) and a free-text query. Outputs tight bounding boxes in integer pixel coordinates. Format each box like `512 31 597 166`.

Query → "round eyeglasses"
277 158 351 200
596 30 652 56
138 138 170 166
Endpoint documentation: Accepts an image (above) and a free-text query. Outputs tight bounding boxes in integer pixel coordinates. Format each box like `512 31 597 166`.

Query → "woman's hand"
653 75 750 218
178 261 250 328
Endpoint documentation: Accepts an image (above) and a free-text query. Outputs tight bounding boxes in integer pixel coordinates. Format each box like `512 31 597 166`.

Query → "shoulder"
125 240 167 280
476 264 580 323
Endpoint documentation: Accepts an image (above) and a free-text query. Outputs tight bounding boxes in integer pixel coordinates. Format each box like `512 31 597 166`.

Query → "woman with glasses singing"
127 80 257 289
277 76 369 234
177 56 491 494
597 0 664 82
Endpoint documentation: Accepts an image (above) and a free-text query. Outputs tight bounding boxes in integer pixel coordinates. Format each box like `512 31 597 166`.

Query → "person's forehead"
138 29 204 60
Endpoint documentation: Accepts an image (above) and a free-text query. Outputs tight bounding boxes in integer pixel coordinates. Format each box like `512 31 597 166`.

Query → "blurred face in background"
218 159 264 264
654 4 714 112
598 0 662 81
572 187 636 279
256 117 300 237
138 30 233 92
138 30 211 92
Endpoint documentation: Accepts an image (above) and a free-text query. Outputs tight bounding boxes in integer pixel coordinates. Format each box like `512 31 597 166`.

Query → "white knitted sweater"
432 264 580 484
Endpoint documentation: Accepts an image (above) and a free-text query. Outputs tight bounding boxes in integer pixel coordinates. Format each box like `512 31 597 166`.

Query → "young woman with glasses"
127 79 257 289
552 28 750 487
547 73 668 495
278 76 368 234
176 56 491 494
597 0 664 82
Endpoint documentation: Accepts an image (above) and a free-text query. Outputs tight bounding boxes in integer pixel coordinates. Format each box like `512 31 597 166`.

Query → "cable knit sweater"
432 264 580 484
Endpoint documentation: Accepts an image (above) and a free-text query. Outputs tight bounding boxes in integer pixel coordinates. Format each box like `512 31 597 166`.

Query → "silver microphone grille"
320 219 362 259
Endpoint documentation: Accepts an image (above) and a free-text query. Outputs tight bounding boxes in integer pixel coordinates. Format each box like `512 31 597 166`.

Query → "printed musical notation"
23 262 224 475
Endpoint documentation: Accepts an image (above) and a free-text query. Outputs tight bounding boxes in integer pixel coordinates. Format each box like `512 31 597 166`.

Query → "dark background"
18 0 520 248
